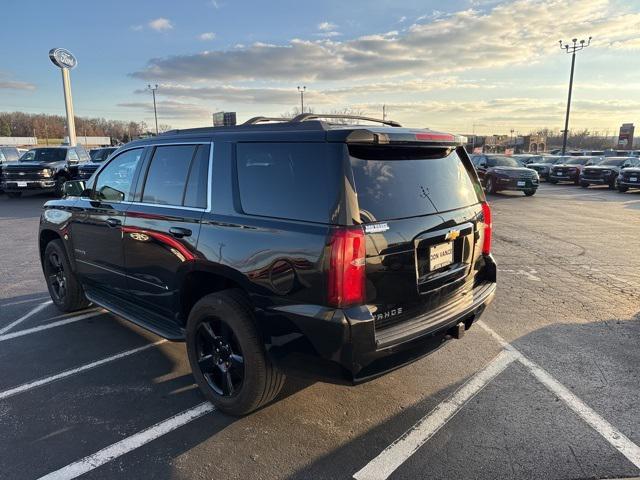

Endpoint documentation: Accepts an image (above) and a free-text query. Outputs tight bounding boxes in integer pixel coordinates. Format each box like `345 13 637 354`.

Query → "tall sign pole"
49 48 78 146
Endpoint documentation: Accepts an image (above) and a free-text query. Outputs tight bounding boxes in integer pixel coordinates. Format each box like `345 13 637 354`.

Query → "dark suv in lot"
548 156 602 184
580 157 639 189
470 154 539 195
2 146 90 197
76 147 118 180
38 115 496 415
0 146 21 193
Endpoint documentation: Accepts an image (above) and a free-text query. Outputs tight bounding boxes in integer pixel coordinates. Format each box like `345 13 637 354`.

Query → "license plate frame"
631 177 638 182
429 242 454 271
517 181 525 187
16 181 27 187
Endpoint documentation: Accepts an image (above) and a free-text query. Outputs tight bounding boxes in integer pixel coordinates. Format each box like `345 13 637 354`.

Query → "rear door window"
236 142 340 223
142 145 196 206
349 146 481 222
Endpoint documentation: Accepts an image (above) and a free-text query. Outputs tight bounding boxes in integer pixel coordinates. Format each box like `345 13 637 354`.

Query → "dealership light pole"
559 37 591 155
147 84 159 135
297 86 306 113
49 48 78 146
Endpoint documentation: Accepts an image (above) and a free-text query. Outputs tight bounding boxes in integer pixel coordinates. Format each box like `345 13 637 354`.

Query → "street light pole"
297 86 306 113
147 84 159 135
559 37 591 156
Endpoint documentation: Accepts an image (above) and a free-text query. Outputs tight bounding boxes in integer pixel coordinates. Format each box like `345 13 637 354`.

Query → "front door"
123 143 210 320
71 147 145 296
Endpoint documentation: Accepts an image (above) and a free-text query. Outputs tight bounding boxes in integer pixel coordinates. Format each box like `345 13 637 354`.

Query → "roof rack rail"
242 116 291 125
290 113 402 127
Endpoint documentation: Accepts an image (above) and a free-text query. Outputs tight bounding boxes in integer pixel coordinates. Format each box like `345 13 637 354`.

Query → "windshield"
20 148 67 163
564 157 589 165
487 156 520 167
90 148 117 162
600 158 628 166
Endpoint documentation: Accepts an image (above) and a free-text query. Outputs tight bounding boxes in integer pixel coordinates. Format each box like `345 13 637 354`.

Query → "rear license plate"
17 181 27 187
429 242 453 271
631 177 638 182
517 181 525 187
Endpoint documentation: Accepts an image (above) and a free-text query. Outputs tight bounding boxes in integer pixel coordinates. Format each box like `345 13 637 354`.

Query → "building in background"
213 112 237 127
618 123 635 150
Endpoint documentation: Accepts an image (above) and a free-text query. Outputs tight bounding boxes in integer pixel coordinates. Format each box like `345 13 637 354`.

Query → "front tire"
485 176 497 194
618 185 629 193
548 179 558 184
54 175 68 197
43 239 90 312
524 189 536 196
186 290 285 416
580 182 589 188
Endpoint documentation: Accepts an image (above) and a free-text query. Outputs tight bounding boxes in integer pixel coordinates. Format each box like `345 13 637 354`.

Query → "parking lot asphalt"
1 185 639 480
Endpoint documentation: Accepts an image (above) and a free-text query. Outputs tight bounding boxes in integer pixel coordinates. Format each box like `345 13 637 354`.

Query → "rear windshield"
236 142 340 223
349 146 480 222
600 158 628 166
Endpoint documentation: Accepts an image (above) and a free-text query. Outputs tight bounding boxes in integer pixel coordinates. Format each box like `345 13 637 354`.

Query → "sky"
1 0 639 135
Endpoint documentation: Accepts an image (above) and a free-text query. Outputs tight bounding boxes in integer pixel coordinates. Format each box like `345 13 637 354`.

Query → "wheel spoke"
200 322 218 343
50 254 61 268
198 354 216 374
229 353 244 370
223 370 235 395
220 322 231 343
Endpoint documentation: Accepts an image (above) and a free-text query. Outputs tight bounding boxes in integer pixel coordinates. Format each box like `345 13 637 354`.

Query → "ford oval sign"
49 48 77 69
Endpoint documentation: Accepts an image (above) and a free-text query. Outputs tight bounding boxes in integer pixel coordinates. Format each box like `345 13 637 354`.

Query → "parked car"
0 146 21 193
526 155 568 180
617 159 640 192
513 154 543 165
77 147 118 179
471 154 539 195
548 156 603 184
1 146 90 198
39 114 496 415
580 157 639 189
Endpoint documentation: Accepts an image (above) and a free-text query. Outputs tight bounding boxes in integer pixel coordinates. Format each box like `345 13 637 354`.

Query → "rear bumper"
263 255 497 384
580 177 614 185
2 180 56 191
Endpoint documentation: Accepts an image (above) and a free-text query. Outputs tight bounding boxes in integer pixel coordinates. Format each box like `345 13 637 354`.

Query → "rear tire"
524 189 536 196
7 192 22 198
186 290 285 416
43 239 90 312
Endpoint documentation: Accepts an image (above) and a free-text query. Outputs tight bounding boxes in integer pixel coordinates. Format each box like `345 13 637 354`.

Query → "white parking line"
0 296 50 307
353 350 517 480
0 310 105 343
477 321 640 470
0 300 52 334
38 403 215 480
0 340 167 400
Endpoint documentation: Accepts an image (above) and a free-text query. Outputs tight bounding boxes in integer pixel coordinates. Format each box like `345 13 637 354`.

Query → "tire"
548 179 558 184
186 290 285 416
43 239 90 312
608 182 617 190
485 176 496 194
618 185 629 193
7 192 22 198
580 182 589 188
524 189 536 196
54 175 68 197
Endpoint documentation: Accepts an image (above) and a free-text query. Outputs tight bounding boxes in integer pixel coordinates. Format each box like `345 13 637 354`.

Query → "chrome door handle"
169 227 192 238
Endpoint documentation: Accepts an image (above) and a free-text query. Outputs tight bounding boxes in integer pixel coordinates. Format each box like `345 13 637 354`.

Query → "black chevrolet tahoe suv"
38 115 497 415
2 145 90 197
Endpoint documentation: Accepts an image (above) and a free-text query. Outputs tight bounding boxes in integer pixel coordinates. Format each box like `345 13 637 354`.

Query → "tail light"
481 201 492 255
327 227 366 308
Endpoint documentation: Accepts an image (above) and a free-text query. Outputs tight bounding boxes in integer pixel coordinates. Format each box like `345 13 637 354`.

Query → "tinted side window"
94 148 143 202
142 145 196 205
236 143 340 223
67 149 79 161
183 144 210 208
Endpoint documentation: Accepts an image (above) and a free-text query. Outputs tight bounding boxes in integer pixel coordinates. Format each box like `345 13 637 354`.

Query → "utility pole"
147 84 159 135
510 129 515 153
558 37 591 156
297 86 306 113
382 104 386 121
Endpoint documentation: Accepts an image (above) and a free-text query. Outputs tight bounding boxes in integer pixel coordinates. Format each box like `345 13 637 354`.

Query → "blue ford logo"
49 48 77 69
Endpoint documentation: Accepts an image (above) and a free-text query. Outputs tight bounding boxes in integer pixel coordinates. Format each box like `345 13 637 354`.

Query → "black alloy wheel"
485 177 496 194
195 319 245 396
46 249 67 303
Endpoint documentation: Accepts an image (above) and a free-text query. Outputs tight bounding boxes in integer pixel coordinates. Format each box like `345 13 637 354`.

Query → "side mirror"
63 180 86 197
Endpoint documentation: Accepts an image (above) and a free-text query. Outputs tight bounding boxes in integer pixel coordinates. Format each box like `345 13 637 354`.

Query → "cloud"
131 0 640 83
0 80 36 91
118 100 208 119
148 18 173 32
199 32 216 41
130 24 144 31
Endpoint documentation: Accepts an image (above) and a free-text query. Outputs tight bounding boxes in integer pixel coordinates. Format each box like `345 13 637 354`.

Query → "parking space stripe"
477 321 640 470
0 339 168 400
0 300 52 334
37 403 215 480
0 310 105 343
0 296 50 307
353 350 517 480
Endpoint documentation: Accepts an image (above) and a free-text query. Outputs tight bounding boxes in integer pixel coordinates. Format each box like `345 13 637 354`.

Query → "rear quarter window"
236 142 340 223
349 146 481 222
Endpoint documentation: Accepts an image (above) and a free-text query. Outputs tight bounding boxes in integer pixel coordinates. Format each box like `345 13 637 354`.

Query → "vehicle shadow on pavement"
280 316 640 480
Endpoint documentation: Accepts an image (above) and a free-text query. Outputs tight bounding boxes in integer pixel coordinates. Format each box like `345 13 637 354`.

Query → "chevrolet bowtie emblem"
445 230 460 241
